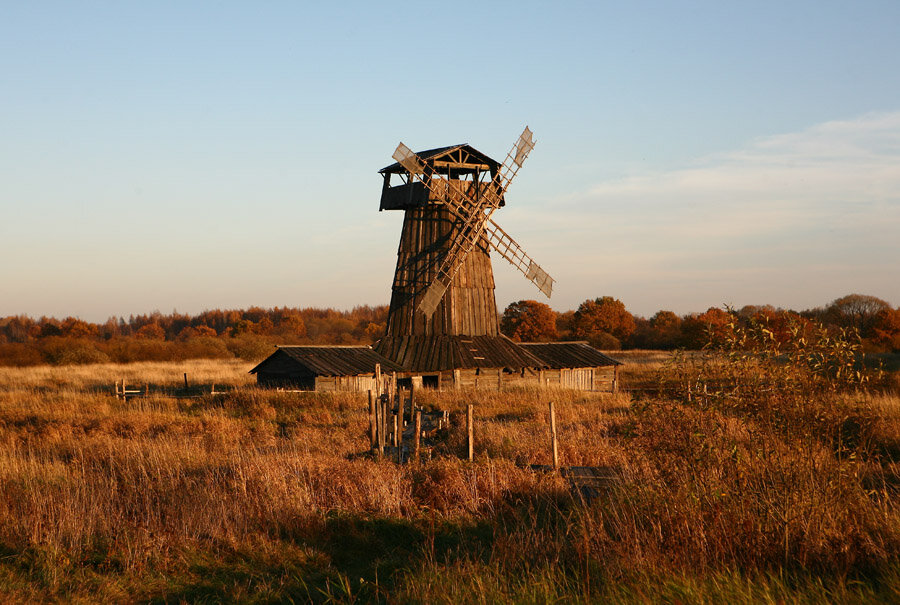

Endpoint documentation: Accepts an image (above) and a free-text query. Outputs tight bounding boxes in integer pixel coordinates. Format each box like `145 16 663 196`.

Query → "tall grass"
0 349 898 602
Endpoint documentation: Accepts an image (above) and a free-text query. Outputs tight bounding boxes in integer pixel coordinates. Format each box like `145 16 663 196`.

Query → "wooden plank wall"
314 375 379 393
383 180 500 340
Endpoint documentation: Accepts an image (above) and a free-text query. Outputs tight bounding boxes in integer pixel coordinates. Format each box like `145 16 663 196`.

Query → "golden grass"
0 358 898 602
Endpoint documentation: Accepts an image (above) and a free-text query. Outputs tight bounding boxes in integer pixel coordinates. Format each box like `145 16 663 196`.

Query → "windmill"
375 128 556 372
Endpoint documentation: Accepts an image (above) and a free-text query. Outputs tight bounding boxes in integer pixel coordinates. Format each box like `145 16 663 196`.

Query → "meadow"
0 349 898 603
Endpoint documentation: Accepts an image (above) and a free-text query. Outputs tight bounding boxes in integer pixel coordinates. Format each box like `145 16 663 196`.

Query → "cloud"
503 112 900 315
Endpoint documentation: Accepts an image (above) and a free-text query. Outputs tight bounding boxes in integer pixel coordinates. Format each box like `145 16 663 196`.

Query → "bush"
39 338 109 365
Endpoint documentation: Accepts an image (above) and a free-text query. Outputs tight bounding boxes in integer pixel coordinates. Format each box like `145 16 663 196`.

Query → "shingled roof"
249 346 403 377
374 335 545 373
518 342 622 369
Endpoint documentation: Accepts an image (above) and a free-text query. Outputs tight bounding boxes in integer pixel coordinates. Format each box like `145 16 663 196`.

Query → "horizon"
3 2 899 322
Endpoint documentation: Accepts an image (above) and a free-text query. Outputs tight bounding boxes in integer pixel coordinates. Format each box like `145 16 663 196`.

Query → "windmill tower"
375 128 555 371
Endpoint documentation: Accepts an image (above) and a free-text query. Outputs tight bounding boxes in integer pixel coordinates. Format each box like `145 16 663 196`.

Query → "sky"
2 1 899 322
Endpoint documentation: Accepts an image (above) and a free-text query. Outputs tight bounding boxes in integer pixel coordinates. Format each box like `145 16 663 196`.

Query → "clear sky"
2 1 899 322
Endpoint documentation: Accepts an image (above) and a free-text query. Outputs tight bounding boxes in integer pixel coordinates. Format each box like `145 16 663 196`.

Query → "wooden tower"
375 129 555 371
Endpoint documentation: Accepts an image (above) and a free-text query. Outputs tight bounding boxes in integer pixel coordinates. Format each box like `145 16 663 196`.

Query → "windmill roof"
374 335 546 372
379 143 501 174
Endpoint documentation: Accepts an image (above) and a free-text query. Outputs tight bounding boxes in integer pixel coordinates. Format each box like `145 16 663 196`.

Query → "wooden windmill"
375 128 555 372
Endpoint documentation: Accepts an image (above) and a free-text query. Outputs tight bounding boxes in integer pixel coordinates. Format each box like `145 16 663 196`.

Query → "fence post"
467 404 474 462
413 410 422 462
368 390 377 453
409 382 416 425
396 397 404 463
549 401 559 470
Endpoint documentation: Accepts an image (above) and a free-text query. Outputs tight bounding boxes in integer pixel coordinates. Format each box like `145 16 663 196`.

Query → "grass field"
0 354 898 603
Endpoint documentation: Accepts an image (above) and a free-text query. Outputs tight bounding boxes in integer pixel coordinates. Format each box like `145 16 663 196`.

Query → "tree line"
0 306 388 367
500 293 900 353
0 293 897 367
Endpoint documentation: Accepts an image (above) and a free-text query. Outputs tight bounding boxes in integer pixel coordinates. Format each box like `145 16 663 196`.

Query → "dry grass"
0 358 898 602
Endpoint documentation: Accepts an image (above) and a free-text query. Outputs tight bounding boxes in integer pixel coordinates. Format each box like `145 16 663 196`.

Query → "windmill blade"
433 200 555 300
483 220 554 298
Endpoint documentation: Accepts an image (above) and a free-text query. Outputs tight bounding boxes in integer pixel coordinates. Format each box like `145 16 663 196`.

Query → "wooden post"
377 395 386 454
467 404 474 462
145 383 149 396
549 401 559 470
392 414 398 448
409 382 416 425
183 373 188 389
374 363 382 398
368 390 377 452
396 387 405 463
413 410 422 462
122 379 126 400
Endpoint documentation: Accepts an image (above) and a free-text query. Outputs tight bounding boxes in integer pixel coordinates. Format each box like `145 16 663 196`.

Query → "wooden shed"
519 342 622 392
249 346 403 392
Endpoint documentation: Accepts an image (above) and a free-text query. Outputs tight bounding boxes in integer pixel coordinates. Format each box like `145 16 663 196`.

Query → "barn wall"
256 373 315 390
314 375 379 393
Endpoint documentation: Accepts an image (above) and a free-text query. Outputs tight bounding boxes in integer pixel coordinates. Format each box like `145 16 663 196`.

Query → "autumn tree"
649 310 683 349
872 307 900 352
500 300 558 342
572 297 635 349
681 307 732 349
135 322 165 340
825 294 892 338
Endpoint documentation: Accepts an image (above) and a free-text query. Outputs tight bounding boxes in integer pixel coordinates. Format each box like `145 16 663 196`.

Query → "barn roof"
374 335 545 372
518 342 622 369
249 346 403 377
379 144 501 175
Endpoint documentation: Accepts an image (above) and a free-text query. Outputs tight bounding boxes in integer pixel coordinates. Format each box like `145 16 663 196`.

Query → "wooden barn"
519 342 622 392
249 346 402 392
249 340 621 393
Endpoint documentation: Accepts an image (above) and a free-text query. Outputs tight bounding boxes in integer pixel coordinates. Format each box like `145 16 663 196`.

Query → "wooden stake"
183 373 188 389
549 401 559 470
377 395 386 455
368 390 377 452
396 394 405 463
392 414 398 448
409 382 416 425
467 404 474 462
413 410 422 462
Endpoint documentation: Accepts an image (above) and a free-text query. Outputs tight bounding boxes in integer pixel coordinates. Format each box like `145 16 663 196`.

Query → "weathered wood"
467 404 474 461
368 391 377 452
413 410 422 462
549 401 559 470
